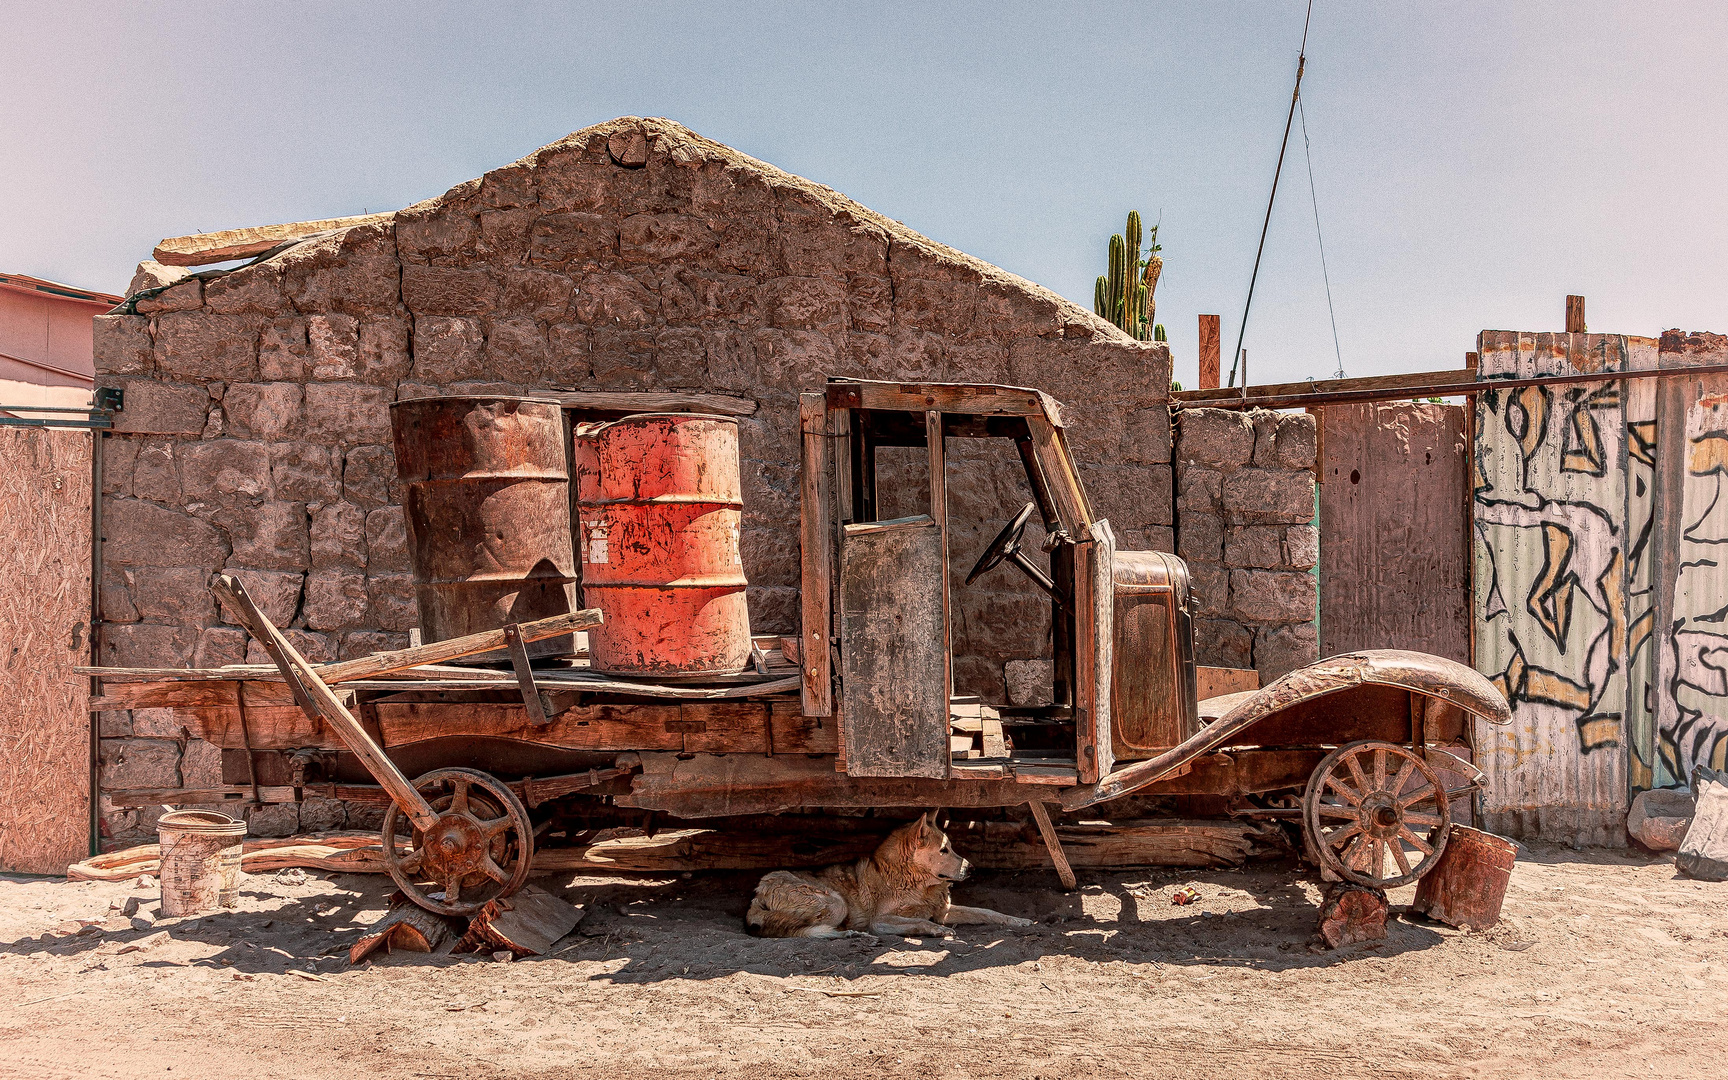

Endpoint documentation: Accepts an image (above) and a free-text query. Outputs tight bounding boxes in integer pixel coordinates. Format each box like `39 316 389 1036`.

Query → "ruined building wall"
90 117 1173 845
1175 408 1318 683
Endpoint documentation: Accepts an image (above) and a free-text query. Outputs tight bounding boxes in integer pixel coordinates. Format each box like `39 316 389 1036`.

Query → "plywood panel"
0 427 91 873
839 516 949 778
1319 402 1469 662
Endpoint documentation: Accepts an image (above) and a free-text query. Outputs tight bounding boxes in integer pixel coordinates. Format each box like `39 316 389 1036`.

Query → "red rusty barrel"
572 413 750 676
391 396 578 659
1412 826 1518 930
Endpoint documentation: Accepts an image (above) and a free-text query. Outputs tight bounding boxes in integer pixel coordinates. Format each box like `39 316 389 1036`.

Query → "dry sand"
2 844 1725 1079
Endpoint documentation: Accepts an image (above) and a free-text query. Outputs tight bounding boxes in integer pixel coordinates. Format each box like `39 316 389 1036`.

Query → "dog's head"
885 812 970 884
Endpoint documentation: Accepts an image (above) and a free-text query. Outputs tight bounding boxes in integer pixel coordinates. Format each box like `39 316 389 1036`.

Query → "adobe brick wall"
1175 408 1318 683
91 116 1173 845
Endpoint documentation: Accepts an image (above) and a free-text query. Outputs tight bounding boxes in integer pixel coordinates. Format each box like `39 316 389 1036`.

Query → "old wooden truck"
88 378 1510 916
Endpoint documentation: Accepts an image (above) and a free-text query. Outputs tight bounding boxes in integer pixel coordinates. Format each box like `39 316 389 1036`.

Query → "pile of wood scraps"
350 884 585 963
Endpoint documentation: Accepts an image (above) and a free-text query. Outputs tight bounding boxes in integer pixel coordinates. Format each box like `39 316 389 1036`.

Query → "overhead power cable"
1298 95 1345 380
1228 0 1314 390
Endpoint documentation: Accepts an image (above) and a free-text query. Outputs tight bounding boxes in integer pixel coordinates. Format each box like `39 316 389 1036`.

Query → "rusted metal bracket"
502 623 552 726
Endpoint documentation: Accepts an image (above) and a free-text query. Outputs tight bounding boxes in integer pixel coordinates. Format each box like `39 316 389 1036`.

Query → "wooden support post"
1198 314 1221 390
928 410 952 713
211 574 440 833
1026 800 1077 890
799 392 834 717
1566 295 1586 334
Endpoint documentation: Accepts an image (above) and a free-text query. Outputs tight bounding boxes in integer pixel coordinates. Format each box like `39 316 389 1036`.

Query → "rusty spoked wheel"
381 768 534 916
1302 740 1451 889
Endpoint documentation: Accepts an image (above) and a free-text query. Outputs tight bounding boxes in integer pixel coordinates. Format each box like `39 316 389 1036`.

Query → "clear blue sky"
4 1 1725 386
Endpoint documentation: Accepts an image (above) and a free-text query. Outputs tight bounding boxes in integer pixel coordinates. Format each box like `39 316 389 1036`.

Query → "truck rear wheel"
1302 740 1451 889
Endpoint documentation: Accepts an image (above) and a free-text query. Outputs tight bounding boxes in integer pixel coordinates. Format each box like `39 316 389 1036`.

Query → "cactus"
1153 323 1167 342
1092 211 1162 341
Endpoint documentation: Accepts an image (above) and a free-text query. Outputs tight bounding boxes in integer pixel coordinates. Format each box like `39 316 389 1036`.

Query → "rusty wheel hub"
380 767 535 917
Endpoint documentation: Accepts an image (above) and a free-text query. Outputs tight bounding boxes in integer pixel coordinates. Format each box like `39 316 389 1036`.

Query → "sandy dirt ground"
1 844 1725 1080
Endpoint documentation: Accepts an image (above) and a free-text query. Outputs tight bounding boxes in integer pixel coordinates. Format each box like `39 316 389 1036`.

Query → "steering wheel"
965 501 1038 587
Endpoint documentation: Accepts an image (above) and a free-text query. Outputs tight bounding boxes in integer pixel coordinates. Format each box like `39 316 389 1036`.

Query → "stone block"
1004 658 1055 707
298 796 346 832
1194 618 1253 669
93 315 153 376
101 566 139 623
1255 621 1318 681
1250 410 1281 467
1124 406 1173 464
358 318 411 383
244 801 300 838
396 208 479 261
1175 464 1222 512
180 739 225 787
1177 514 1223 564
761 277 847 332
108 381 208 436
195 626 249 667
529 211 620 268
226 569 304 626
101 437 138 497
574 271 657 328
178 439 271 505
1229 569 1317 624
308 313 360 379
226 501 310 571
342 445 399 507
223 382 303 440
402 265 497 315
203 263 287 315
96 711 132 737
153 312 259 381
411 315 486 383
130 440 178 503
367 574 418 631
127 261 192 296
1276 412 1317 470
99 623 199 668
1224 525 1285 569
304 383 393 445
130 567 217 624
303 568 369 630
589 327 657 386
1220 468 1315 524
1178 409 1254 469
1285 524 1319 570
99 738 180 789
1189 563 1228 618
653 326 707 386
134 278 203 314
483 315 549 383
246 629 336 665
339 631 411 659
132 708 188 738
620 212 719 264
269 442 340 505
1078 463 1172 529
258 317 311 381
364 506 410 571
280 224 402 316
104 500 228 568
310 502 367 569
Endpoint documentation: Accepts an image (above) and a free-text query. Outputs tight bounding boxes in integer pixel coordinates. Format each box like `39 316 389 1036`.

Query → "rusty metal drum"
391 396 578 659
573 413 751 676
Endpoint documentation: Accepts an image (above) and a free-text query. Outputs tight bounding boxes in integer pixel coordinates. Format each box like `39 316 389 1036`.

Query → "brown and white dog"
745 813 1033 939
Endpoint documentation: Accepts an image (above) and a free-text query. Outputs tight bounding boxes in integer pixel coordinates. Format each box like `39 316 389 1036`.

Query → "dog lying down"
746 813 1033 939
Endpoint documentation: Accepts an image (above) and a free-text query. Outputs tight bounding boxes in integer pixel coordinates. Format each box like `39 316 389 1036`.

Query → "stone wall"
1174 408 1318 682
91 116 1173 846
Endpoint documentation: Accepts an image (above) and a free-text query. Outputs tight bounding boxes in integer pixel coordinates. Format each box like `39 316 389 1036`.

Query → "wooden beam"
153 213 394 266
545 390 757 417
799 391 834 717
1176 368 1475 407
828 379 1052 419
1026 800 1077 889
1566 294 1586 334
1198 314 1221 390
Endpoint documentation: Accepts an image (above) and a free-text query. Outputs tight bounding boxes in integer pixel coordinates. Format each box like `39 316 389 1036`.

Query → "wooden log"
349 900 464 963
459 884 585 956
1026 801 1077 889
153 212 395 265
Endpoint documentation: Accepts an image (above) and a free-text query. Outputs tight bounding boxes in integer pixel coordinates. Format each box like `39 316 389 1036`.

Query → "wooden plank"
1026 800 1077 889
1027 416 1092 535
1318 403 1469 662
461 885 584 956
979 717 1007 759
319 609 600 684
0 427 90 874
545 390 757 417
1198 314 1221 390
1071 521 1115 784
153 212 395 266
769 700 838 755
1176 368 1475 406
109 766 636 810
679 701 771 755
1196 666 1260 700
1566 294 1587 334
833 380 1048 417
927 409 953 735
799 391 834 717
839 516 950 778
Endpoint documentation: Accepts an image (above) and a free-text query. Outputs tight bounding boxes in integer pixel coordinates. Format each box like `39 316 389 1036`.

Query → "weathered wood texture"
1072 521 1115 783
840 517 949 778
545 390 757 416
0 427 91 874
1196 666 1259 700
1198 314 1221 390
1318 402 1470 662
799 392 833 716
459 884 584 956
349 901 463 962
